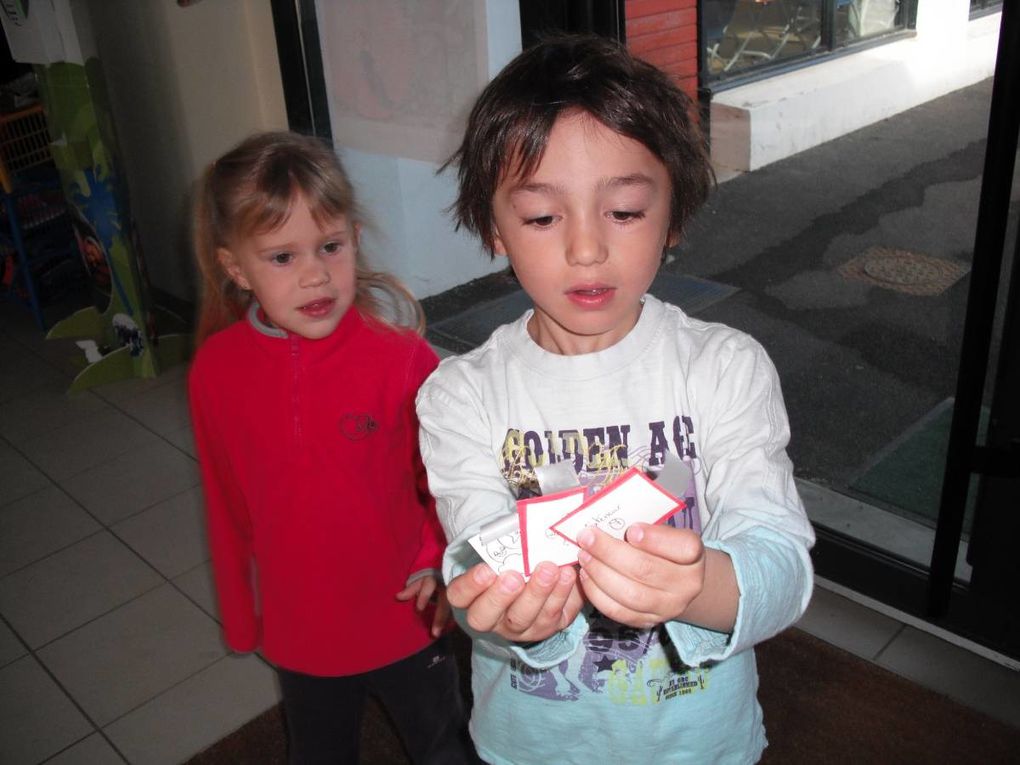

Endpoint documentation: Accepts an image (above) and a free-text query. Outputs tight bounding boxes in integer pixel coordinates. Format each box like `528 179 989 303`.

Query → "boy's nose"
565 219 608 266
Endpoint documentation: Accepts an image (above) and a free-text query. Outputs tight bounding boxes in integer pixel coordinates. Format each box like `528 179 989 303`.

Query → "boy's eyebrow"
507 173 657 196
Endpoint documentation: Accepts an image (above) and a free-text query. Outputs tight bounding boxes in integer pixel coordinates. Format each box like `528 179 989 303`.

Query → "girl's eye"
270 252 293 265
610 210 645 223
322 240 344 255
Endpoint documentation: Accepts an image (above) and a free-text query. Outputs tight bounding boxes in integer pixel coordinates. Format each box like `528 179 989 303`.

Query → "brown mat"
186 628 1020 764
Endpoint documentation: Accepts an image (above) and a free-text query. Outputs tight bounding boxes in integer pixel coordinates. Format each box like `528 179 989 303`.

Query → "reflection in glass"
703 0 903 79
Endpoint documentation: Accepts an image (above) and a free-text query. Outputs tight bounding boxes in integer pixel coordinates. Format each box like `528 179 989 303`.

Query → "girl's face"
490 111 675 356
218 195 358 340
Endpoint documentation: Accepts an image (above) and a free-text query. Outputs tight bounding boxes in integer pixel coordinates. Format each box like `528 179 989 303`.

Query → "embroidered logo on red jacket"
340 413 378 440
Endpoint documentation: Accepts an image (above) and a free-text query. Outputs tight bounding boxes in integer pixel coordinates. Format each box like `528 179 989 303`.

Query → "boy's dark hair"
445 33 714 256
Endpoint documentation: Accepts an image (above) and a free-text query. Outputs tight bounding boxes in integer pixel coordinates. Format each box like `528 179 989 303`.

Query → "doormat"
184 628 1020 765
427 273 738 354
848 398 989 533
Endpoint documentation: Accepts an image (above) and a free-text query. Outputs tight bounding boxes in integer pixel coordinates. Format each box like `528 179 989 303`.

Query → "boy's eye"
610 210 645 222
526 215 556 228
270 252 293 265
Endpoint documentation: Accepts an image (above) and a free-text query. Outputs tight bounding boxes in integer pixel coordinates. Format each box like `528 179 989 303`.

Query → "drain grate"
838 247 969 296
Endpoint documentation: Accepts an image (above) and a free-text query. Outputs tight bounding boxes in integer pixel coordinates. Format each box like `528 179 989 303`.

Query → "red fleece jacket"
189 307 443 676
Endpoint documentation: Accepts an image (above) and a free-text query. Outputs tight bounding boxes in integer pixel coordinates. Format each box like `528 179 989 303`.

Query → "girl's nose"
565 217 608 266
299 257 331 288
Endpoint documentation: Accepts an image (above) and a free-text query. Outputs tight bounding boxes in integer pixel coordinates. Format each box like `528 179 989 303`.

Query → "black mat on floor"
185 628 1020 764
427 273 738 354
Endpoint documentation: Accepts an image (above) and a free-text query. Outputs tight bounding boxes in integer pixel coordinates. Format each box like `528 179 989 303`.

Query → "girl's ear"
217 248 251 291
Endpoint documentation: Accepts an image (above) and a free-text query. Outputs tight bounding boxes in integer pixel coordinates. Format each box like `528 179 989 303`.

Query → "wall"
313 0 519 300
625 0 699 101
80 0 287 302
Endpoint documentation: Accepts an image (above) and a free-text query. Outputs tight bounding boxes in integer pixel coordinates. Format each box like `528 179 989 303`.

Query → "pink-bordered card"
551 468 685 545
517 486 587 576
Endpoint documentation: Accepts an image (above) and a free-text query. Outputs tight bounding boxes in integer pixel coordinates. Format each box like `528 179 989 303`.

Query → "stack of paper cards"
468 457 693 578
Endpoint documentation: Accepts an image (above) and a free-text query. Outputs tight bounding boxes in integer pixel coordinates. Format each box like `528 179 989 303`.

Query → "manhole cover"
862 253 944 286
838 247 970 296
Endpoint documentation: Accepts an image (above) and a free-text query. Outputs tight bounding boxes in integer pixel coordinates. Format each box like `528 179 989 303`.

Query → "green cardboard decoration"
36 61 190 391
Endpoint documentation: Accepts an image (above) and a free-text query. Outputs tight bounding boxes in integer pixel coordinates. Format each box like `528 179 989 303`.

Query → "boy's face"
491 111 675 355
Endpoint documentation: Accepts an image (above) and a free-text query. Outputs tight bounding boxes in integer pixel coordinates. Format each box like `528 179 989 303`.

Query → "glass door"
812 2 1019 658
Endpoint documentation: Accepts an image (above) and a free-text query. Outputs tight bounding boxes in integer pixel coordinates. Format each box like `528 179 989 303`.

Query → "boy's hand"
396 575 453 637
576 524 737 632
447 561 583 643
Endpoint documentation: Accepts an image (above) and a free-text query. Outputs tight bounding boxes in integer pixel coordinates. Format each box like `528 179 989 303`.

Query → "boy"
417 34 814 764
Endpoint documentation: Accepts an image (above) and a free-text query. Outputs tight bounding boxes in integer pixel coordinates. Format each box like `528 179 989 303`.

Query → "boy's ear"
666 229 682 249
491 226 509 258
217 248 251 291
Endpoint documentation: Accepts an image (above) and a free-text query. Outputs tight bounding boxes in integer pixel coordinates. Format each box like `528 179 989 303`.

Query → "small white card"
551 468 684 545
467 514 526 575
518 487 586 575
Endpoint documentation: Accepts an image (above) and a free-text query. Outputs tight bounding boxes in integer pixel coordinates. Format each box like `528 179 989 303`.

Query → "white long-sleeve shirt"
417 295 814 764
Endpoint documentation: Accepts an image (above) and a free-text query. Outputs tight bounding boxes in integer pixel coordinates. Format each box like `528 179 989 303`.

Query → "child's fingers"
625 523 704 565
394 581 420 602
415 577 438 611
578 567 659 629
462 568 528 634
499 563 576 639
431 592 452 637
446 563 497 610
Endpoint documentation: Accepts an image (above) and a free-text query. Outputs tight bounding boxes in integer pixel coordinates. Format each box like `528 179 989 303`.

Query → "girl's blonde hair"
193 131 424 344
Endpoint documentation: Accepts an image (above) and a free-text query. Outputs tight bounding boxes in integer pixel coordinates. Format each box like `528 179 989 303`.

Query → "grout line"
872 622 906 664
815 576 1020 671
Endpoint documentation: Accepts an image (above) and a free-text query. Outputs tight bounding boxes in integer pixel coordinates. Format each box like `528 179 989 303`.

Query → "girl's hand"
446 561 583 644
396 575 453 637
575 524 738 632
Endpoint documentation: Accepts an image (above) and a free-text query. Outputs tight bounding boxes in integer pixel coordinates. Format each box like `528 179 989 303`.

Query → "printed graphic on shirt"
508 614 710 705
500 414 707 705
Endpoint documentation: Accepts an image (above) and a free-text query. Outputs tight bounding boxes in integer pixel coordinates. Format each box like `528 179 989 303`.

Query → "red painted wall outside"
625 0 699 102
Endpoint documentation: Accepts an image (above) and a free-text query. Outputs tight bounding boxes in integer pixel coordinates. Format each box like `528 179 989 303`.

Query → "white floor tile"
0 353 66 405
113 486 209 578
59 439 199 526
45 733 125 765
93 362 188 405
0 442 52 509
0 655 94 765
163 423 197 459
0 531 162 648
38 584 227 727
173 561 219 620
876 626 1020 728
0 384 110 446
0 618 26 668
796 586 903 661
105 653 279 765
18 409 161 482
0 485 102 578
114 379 192 439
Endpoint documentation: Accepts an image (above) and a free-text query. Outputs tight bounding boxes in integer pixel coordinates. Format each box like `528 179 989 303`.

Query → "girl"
189 131 477 764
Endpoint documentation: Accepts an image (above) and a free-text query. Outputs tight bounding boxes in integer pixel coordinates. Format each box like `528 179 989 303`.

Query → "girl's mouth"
299 298 335 317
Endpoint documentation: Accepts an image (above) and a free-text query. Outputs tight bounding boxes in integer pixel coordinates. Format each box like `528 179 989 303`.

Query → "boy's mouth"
567 285 615 306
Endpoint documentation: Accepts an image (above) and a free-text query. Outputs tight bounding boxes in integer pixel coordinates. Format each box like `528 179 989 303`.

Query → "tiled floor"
1 302 1018 764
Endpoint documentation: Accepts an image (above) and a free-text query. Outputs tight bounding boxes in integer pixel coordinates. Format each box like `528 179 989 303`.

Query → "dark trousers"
276 635 480 764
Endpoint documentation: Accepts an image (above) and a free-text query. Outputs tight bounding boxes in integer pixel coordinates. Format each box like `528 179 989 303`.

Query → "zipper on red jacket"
290 334 302 445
